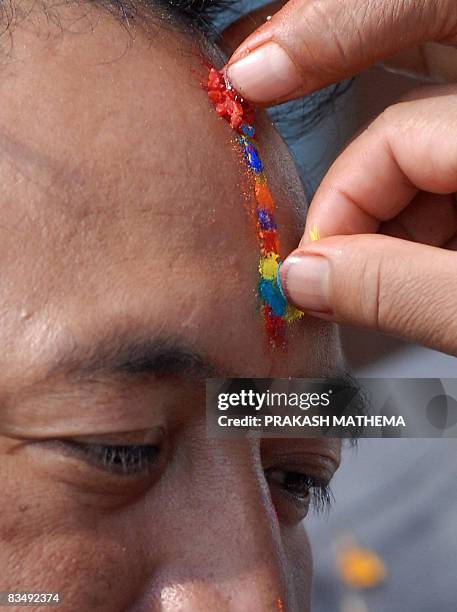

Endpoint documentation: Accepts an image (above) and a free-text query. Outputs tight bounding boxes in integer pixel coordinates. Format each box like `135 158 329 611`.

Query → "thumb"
225 0 457 105
280 234 457 355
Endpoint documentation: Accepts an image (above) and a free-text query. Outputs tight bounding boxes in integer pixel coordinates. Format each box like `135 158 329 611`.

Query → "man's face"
0 5 343 610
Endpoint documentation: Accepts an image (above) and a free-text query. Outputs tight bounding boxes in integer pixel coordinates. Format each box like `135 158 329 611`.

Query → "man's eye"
265 467 333 513
50 439 161 477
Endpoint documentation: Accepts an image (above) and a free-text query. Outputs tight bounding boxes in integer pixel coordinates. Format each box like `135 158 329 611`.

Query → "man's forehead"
0 6 307 288
0 5 318 381
0 11 258 259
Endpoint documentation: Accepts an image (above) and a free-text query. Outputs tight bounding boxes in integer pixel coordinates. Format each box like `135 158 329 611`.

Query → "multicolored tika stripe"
205 67 303 348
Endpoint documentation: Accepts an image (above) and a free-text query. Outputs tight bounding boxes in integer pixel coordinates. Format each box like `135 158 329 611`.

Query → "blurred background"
307 340 457 612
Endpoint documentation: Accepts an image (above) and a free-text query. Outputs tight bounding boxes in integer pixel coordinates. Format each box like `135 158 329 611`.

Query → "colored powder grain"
263 305 286 348
259 229 279 255
310 224 320 242
241 123 256 138
206 68 254 131
255 183 275 210
208 90 223 104
254 172 267 187
257 208 277 231
207 67 222 90
204 64 301 348
258 278 287 317
222 98 244 131
284 304 305 322
243 143 263 173
240 135 262 168
259 252 280 281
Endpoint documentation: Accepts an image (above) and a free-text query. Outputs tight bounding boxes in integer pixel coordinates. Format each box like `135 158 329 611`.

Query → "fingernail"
281 253 331 313
226 42 300 103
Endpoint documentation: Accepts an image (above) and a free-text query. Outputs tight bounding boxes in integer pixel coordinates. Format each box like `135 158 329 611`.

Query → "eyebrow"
44 334 217 383
36 330 365 432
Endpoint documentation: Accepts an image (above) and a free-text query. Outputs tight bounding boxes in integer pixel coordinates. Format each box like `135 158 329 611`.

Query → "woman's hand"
280 84 457 355
225 0 457 355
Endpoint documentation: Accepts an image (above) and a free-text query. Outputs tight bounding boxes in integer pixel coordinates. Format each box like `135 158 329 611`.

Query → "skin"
223 0 457 356
0 3 343 610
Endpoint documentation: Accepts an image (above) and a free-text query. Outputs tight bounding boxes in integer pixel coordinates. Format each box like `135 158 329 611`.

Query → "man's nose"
137 440 291 611
155 569 285 612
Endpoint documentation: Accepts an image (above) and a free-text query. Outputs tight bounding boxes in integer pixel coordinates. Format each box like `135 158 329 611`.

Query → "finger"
383 42 457 83
302 86 457 245
380 191 457 247
225 0 457 105
280 234 457 354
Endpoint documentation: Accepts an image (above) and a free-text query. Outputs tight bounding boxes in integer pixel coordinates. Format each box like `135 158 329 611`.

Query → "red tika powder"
206 68 254 131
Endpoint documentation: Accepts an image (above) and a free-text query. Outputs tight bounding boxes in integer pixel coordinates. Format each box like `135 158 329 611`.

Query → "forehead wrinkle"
0 123 86 199
0 9 259 247
12 326 219 396
0 16 201 195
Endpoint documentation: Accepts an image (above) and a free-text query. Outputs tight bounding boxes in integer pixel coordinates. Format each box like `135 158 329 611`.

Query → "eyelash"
61 441 160 476
50 441 334 513
265 468 334 514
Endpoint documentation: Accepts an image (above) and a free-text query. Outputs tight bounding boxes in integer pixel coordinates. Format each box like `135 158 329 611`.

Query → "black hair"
0 0 226 39
91 0 228 33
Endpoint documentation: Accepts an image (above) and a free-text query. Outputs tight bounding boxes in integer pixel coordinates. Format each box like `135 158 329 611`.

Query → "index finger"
302 87 457 244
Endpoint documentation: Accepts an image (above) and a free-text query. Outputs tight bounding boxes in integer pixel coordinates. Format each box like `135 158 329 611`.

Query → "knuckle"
367 103 409 141
366 103 406 146
377 267 425 333
333 236 386 327
376 252 457 351
387 0 457 42
375 103 403 129
371 95 457 193
429 0 457 41
360 248 384 330
291 0 364 75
